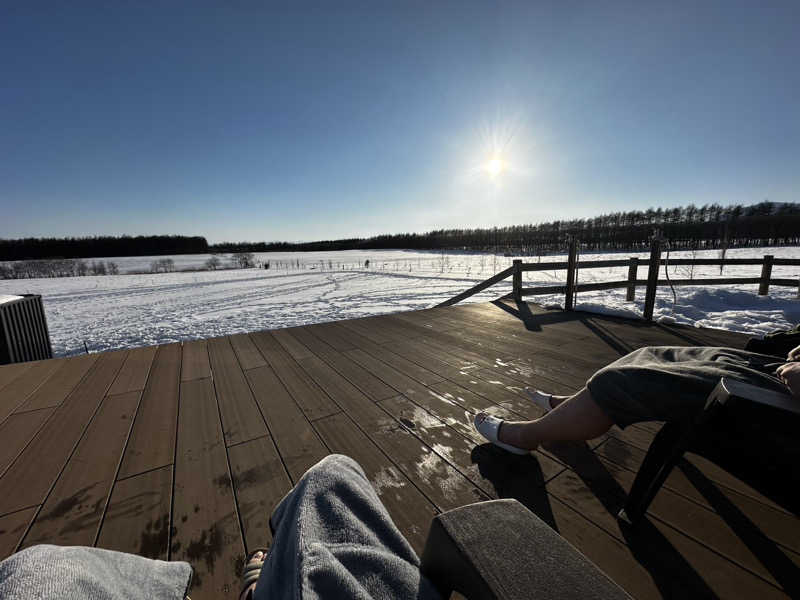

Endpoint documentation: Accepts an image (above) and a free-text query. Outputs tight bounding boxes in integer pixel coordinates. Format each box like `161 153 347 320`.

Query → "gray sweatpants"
587 346 788 428
254 454 440 599
0 455 441 600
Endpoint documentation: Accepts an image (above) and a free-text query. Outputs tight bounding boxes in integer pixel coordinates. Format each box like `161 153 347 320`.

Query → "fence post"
512 259 522 302
643 238 662 321
758 255 774 296
564 238 579 310
626 257 639 301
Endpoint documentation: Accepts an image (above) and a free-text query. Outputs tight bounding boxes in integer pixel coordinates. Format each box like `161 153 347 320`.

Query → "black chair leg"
618 421 689 525
619 383 729 526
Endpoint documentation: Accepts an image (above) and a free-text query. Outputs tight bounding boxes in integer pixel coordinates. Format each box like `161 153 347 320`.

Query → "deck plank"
0 508 37 560
343 348 516 443
596 436 794 516
96 465 173 559
389 308 558 348
227 435 292 553
271 329 314 360
381 338 472 381
389 336 580 408
244 365 329 482
378 394 564 494
107 346 157 395
12 353 98 413
543 494 686 599
289 326 397 401
545 467 792 597
312 322 358 351
336 318 394 344
21 390 140 548
181 339 212 382
229 333 267 371
402 318 596 388
117 344 181 479
0 362 33 392
439 327 599 384
599 440 800 555
334 324 446 386
250 331 340 421
0 350 128 520
596 456 800 584
171 377 243 600
407 333 505 371
207 337 268 446
296 353 488 511
0 358 64 424
0 408 55 477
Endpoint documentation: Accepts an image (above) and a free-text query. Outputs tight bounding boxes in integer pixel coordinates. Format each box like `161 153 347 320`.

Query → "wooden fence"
438 239 800 320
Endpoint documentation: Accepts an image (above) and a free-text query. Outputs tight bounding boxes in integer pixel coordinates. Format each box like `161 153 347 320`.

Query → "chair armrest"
718 378 797 415
419 499 631 600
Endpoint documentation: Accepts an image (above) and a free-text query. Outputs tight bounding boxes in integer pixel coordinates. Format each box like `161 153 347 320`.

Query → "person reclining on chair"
475 343 800 455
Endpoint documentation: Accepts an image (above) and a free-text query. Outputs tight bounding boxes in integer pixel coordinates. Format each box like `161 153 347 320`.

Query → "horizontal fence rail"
437 240 800 320
520 257 800 271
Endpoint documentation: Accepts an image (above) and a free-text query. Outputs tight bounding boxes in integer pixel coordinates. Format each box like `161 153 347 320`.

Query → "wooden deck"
0 301 797 599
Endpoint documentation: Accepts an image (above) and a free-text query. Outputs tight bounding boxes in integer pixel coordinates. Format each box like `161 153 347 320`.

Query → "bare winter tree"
90 260 107 275
719 225 729 275
150 258 175 273
232 252 255 268
205 256 221 270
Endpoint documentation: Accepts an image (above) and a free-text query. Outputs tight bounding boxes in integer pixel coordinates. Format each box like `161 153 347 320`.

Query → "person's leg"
253 454 440 600
476 344 792 453
476 387 614 450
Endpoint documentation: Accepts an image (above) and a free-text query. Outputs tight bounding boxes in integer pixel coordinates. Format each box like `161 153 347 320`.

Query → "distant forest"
2 201 799 261
0 235 208 261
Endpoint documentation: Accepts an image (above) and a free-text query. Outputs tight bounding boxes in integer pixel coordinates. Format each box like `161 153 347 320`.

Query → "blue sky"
2 1 798 243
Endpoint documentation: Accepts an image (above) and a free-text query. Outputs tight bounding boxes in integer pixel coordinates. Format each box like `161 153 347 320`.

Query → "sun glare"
486 157 504 177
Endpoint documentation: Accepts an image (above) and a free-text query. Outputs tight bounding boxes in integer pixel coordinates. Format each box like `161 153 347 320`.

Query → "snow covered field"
2 247 798 357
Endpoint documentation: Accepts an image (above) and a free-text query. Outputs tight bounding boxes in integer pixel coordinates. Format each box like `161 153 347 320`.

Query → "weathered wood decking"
0 301 797 599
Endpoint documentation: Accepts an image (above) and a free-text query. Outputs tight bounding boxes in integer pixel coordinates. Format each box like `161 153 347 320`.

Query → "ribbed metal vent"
0 294 53 364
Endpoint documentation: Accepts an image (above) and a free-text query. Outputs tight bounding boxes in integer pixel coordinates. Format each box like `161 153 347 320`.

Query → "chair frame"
618 378 797 526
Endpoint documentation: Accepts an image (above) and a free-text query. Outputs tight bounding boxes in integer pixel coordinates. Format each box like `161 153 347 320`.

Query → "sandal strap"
240 548 268 595
242 565 262 588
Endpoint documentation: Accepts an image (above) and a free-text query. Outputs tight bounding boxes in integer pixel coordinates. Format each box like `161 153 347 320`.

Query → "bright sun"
486 157 504 177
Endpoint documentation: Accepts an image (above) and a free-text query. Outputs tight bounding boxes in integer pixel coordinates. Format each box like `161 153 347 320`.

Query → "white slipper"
474 413 529 455
524 389 553 413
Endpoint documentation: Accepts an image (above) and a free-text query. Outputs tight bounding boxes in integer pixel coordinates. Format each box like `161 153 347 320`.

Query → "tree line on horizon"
0 235 209 262
2 201 799 261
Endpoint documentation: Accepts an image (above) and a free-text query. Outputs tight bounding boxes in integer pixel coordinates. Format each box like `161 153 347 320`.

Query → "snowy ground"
2 247 798 357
